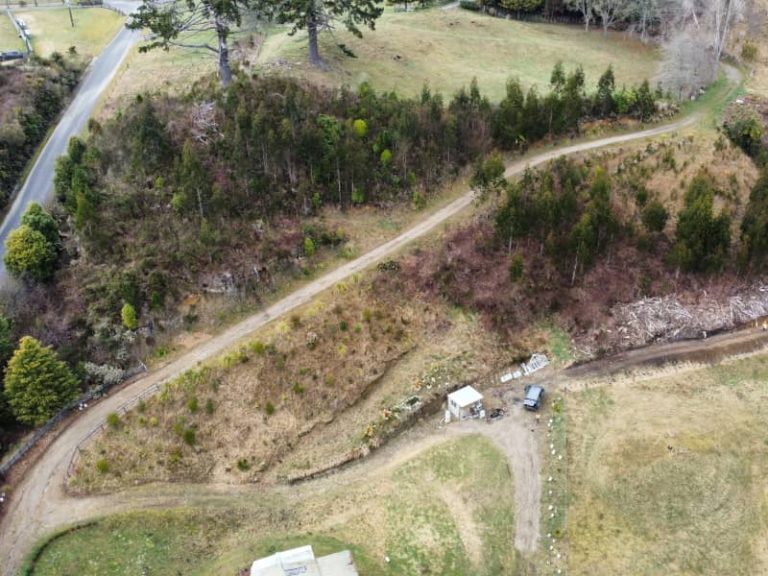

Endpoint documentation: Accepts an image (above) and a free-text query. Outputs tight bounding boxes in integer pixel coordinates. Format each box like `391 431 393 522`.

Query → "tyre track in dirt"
0 113 705 575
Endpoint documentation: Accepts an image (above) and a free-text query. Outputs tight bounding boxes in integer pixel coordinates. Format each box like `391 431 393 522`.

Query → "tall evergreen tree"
4 336 79 426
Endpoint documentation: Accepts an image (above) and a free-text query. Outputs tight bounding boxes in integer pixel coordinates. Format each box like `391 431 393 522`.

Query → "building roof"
447 385 483 408
250 545 359 576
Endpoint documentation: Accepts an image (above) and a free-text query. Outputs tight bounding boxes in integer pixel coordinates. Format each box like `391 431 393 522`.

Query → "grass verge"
0 12 24 52
13 8 124 60
33 435 518 575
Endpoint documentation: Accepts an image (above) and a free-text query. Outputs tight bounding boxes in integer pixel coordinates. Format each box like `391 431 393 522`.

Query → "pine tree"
595 65 616 117
4 336 80 426
121 302 139 330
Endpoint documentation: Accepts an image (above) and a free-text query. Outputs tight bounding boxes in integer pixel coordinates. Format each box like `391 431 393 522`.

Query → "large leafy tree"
274 0 383 67
4 225 57 282
4 336 80 426
127 0 257 87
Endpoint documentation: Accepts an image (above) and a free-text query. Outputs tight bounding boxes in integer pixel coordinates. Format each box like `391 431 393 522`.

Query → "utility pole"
66 0 74 27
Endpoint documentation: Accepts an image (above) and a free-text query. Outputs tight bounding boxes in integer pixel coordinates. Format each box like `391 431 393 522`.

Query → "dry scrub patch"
69 276 500 492
566 355 768 575
35 435 518 576
271 305 505 482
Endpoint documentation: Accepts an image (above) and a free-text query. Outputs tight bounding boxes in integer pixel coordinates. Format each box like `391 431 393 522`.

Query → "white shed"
250 545 359 576
447 385 484 421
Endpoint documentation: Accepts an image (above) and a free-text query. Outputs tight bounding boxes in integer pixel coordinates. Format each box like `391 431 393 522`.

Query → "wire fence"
5 9 32 55
65 378 161 478
0 363 146 480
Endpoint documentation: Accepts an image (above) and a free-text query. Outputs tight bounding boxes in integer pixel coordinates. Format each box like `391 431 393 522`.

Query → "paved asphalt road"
0 3 138 280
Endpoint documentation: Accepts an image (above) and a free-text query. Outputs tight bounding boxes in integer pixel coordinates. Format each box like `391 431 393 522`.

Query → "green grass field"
258 8 660 102
13 8 124 59
0 12 24 52
566 356 768 575
29 435 518 576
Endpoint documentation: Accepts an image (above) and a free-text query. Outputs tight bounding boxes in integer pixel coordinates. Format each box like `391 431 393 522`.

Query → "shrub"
351 187 365 204
742 41 758 63
182 427 196 445
339 320 349 332
187 396 199 413
303 236 316 257
106 412 121 429
642 200 669 233
205 398 215 415
352 119 368 138
95 458 109 474
412 190 426 209
265 401 275 415
459 0 480 10
292 382 305 394
723 115 764 159
4 225 57 282
236 458 251 471
290 314 302 329
121 302 138 330
249 340 266 355
509 254 524 282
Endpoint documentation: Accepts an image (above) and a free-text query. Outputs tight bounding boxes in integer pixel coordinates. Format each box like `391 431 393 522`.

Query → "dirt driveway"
0 114 704 576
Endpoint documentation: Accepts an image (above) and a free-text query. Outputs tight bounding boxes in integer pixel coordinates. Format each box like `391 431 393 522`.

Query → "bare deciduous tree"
566 0 594 30
593 0 633 33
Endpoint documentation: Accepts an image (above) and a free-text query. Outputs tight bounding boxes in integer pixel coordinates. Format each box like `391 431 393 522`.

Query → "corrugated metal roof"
447 385 483 407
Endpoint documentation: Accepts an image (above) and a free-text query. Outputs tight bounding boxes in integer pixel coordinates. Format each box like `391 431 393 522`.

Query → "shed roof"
447 385 483 408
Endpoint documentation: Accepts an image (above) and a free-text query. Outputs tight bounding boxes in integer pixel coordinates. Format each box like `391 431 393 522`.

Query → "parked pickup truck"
523 385 545 411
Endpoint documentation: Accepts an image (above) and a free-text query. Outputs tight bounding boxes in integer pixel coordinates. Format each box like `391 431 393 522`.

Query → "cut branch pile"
612 285 768 347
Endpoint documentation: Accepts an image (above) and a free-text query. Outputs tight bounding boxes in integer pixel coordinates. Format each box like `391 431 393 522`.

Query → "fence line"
0 364 146 480
65 378 161 478
5 9 32 55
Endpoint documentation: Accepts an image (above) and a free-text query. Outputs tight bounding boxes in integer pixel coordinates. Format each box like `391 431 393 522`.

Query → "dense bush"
740 168 768 271
670 172 731 274
0 57 81 208
723 114 766 163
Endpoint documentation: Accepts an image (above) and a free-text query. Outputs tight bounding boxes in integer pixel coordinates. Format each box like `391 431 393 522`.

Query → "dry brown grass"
565 354 768 575
69 271 509 492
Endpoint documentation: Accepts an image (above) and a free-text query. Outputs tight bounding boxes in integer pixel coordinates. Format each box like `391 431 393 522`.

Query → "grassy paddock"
0 12 24 52
258 8 659 102
32 435 517 575
566 356 768 575
13 8 124 59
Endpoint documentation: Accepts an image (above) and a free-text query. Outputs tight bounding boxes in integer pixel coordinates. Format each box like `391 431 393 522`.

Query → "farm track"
0 72 749 574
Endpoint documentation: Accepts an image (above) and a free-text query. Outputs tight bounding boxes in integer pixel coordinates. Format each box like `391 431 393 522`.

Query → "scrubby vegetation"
3 66 657 372
68 278 428 490
0 55 82 207
394 135 759 348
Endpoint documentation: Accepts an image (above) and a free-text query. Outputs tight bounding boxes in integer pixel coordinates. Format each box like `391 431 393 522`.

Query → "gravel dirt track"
1 110 738 575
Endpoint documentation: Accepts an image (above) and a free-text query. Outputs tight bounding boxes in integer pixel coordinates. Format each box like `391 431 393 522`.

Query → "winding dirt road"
0 113 710 574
